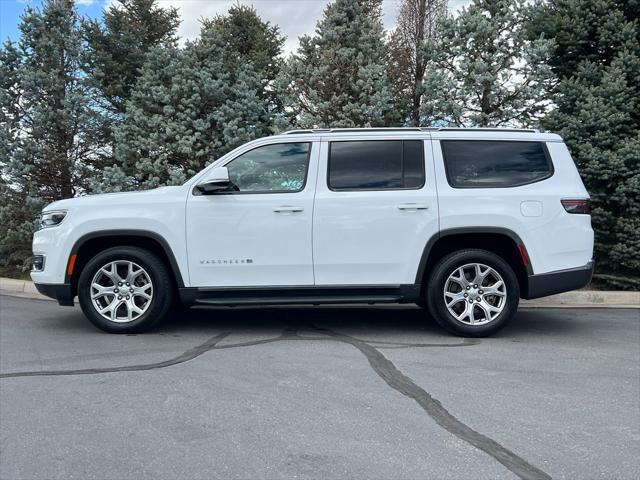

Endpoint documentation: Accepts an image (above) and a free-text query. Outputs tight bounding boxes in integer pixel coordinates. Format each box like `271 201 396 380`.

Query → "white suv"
31 128 594 336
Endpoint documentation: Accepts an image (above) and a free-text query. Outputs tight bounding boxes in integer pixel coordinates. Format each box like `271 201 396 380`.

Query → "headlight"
37 210 67 230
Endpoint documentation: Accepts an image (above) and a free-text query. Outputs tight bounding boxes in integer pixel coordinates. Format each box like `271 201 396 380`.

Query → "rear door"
312 136 439 285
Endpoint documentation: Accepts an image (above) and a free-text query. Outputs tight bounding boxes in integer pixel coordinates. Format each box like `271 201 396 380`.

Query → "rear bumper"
34 283 75 306
523 261 594 299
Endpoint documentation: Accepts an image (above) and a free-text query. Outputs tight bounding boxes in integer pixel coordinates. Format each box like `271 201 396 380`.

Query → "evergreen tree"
94 28 272 192
531 0 640 289
83 0 179 171
203 3 283 83
421 0 553 127
279 0 396 128
0 0 96 274
202 3 284 111
84 0 179 115
358 0 383 18
388 0 448 125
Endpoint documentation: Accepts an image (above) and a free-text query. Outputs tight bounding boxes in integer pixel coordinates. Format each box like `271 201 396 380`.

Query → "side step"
179 285 421 307
196 295 402 306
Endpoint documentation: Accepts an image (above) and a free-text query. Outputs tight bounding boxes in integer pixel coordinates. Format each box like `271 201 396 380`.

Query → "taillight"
561 199 590 214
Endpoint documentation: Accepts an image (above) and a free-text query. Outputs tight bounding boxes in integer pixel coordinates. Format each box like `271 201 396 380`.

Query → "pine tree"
83 0 179 171
94 28 272 192
0 0 97 274
388 0 448 126
358 0 383 18
202 3 284 112
531 0 640 289
279 0 396 128
421 0 553 127
84 0 179 115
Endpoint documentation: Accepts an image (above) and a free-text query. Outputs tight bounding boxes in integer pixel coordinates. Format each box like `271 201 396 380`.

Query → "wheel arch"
415 227 532 297
67 230 185 296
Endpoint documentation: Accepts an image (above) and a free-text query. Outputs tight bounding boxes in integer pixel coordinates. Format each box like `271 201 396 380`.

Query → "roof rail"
282 127 437 135
283 129 329 135
436 127 540 133
281 127 539 135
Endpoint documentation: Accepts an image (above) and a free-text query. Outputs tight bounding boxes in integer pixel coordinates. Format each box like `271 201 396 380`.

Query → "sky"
1 0 471 55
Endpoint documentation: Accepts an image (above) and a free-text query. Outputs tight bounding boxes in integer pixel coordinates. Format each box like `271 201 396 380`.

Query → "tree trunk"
410 0 427 126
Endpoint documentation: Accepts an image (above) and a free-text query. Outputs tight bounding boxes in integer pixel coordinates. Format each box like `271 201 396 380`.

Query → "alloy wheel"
443 263 506 326
90 260 153 323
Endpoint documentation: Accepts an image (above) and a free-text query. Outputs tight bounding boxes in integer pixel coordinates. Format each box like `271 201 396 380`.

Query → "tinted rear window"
441 140 552 188
328 140 425 190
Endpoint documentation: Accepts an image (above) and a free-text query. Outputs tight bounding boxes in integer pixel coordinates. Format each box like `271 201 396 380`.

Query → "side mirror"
195 167 230 194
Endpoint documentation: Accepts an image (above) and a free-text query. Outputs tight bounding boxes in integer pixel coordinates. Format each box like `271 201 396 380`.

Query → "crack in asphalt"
0 332 231 378
315 327 551 480
0 327 550 479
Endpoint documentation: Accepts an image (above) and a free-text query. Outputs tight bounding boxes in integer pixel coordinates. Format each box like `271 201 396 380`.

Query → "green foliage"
529 0 639 81
358 0 384 18
202 3 284 95
386 29 415 125
88 2 284 192
532 0 640 290
279 0 396 128
0 0 97 272
82 0 180 173
421 0 554 127
83 0 179 115
0 182 40 274
94 28 273 192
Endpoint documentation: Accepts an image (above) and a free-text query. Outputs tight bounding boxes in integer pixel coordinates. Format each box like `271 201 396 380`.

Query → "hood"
43 186 184 211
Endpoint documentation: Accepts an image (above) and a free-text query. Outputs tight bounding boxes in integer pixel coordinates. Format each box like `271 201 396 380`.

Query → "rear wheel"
426 249 519 337
78 247 174 333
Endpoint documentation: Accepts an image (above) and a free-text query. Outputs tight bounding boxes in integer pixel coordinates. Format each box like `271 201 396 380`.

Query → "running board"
195 295 403 306
179 285 421 307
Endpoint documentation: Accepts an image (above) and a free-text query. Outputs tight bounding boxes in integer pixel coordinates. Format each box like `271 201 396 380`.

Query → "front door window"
225 142 311 193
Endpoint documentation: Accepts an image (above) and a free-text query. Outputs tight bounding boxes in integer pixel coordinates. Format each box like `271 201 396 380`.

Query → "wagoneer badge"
200 258 253 265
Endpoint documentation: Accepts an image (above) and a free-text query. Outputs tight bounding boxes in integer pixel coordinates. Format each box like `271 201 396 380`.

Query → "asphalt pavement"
0 295 638 480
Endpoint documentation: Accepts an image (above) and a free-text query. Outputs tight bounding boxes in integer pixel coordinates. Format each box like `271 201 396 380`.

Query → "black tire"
426 249 519 337
78 246 174 333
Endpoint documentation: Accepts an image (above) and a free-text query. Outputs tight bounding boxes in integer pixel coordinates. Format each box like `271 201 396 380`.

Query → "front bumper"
34 283 75 306
523 261 594 299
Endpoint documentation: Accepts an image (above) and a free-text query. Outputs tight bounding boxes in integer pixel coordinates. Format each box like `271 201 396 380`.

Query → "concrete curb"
1 277 47 300
519 290 639 309
0 277 638 308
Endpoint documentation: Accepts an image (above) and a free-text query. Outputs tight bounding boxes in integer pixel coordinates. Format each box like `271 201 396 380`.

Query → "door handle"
273 206 304 213
397 203 429 211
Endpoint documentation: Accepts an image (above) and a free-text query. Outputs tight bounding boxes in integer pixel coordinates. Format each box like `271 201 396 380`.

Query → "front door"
186 141 318 287
313 137 439 285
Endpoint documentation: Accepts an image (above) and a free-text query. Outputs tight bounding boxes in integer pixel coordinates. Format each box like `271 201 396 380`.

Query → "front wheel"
78 247 174 333
426 249 519 337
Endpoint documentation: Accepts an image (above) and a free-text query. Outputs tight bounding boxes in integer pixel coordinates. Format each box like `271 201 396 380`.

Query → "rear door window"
441 140 553 188
328 140 425 190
